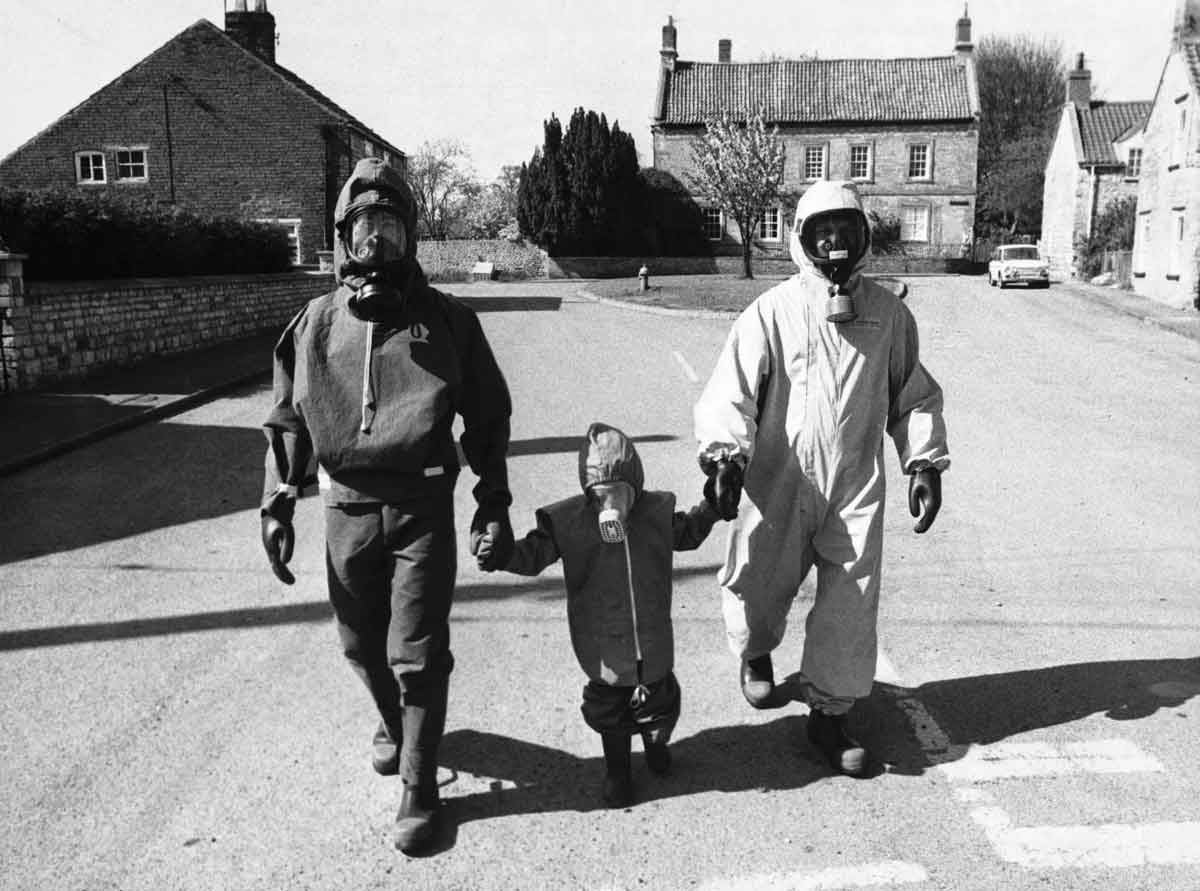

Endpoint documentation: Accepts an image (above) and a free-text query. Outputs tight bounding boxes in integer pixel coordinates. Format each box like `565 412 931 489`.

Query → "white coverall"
694 181 950 715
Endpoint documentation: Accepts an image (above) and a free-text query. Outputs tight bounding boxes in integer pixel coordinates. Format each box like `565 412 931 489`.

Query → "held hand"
908 467 942 534
261 515 296 585
470 508 514 572
703 459 744 521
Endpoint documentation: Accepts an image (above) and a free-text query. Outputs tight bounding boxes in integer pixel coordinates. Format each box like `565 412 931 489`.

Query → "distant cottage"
649 9 980 259
1040 54 1151 280
0 0 403 267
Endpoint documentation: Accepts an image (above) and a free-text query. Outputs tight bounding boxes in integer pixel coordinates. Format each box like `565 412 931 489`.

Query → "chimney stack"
1067 52 1091 107
718 39 731 63
225 0 276 64
660 16 678 71
955 4 973 58
1173 0 1200 46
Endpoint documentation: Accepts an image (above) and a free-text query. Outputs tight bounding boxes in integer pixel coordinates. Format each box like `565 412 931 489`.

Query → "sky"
0 0 1181 184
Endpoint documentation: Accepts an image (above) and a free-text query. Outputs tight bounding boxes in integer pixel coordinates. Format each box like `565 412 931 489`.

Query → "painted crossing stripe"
937 738 1164 782
696 860 929 890
969 809 1200 869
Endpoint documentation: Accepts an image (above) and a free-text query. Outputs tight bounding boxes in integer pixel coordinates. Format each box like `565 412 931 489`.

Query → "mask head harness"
799 207 870 322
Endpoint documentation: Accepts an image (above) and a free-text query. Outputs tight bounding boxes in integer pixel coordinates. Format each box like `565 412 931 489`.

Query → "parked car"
988 245 1050 288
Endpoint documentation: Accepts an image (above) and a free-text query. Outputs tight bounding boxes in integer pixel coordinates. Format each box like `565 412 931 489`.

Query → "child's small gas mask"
588 481 636 544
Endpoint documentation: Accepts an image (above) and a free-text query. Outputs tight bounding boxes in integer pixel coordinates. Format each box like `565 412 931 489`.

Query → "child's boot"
641 727 672 775
600 733 634 807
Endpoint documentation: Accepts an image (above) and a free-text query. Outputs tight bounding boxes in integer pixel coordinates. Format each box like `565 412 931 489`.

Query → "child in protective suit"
477 422 723 806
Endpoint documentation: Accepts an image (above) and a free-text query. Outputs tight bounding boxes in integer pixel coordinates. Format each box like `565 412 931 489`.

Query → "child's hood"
577 422 644 497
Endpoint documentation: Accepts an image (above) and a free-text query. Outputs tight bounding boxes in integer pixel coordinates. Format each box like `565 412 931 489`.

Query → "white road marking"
975 816 1200 869
673 350 700 383
938 739 1164 782
697 860 929 890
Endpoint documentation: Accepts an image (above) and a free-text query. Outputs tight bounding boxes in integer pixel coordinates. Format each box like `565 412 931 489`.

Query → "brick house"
1130 0 1200 309
649 10 980 261
0 0 403 267
1039 54 1151 280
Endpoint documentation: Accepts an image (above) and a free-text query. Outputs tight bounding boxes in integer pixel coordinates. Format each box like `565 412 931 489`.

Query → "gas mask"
344 206 408 319
590 481 635 544
799 209 869 322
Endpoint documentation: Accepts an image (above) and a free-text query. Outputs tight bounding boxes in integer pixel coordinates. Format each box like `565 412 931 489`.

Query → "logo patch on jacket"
380 322 432 345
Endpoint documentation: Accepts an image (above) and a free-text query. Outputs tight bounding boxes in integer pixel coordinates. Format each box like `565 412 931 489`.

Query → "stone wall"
417 239 548 280
0 259 332 391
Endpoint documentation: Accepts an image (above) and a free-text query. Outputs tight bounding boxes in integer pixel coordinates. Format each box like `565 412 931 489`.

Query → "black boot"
600 733 634 807
641 728 672 775
393 674 448 854
740 653 776 709
806 709 866 777
372 720 401 776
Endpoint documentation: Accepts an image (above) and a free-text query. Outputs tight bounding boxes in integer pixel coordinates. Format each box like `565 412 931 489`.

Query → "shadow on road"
848 656 1200 775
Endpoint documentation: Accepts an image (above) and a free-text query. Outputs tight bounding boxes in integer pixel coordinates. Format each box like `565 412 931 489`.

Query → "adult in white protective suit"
694 180 949 776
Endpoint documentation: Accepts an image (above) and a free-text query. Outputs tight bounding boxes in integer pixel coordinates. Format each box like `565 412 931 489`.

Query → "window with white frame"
75 151 106 184
803 145 827 181
907 143 931 180
115 148 148 182
849 144 872 180
755 207 781 241
1126 148 1142 178
702 207 724 240
901 204 930 242
257 218 303 265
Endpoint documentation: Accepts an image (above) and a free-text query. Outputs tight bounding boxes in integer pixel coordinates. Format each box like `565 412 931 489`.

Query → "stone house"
649 10 980 261
1039 54 1151 280
1130 0 1200 309
0 1 403 267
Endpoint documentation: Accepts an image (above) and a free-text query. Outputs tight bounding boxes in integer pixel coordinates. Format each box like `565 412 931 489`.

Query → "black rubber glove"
260 494 296 585
908 467 942 534
701 457 744 521
470 506 514 572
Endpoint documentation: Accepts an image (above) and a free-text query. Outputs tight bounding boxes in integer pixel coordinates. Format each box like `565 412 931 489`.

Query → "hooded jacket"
505 423 718 686
262 158 511 508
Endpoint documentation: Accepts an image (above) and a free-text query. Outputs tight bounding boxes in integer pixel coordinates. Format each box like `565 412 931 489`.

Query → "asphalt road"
1 277 1198 891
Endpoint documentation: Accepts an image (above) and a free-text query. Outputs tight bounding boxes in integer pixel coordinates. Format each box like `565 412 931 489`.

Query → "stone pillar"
0 251 29 392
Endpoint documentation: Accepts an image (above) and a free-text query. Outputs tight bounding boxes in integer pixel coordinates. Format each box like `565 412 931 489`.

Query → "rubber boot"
600 733 634 807
641 727 672 775
740 653 776 709
371 719 401 776
393 674 448 854
806 709 867 777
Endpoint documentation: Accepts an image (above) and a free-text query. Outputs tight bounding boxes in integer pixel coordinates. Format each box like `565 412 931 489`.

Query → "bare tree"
689 108 787 278
407 138 477 240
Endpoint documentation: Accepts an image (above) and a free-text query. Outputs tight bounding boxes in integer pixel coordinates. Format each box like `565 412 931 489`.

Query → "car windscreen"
1002 247 1040 261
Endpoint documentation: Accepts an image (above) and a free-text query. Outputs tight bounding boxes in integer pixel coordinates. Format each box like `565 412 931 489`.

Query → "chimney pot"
955 4 973 55
660 15 678 70
1067 52 1091 106
718 39 731 63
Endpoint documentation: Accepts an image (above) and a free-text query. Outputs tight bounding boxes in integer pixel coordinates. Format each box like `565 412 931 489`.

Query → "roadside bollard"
638 264 649 292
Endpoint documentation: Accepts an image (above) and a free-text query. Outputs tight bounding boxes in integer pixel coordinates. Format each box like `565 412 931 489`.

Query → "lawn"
583 272 908 313
583 273 792 314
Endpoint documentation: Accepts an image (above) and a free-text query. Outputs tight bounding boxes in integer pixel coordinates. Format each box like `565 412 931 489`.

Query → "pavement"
1 276 1196 478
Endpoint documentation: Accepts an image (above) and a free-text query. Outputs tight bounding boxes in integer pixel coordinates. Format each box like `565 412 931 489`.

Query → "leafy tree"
868 211 905 255
974 35 1066 239
407 138 477 240
689 108 787 278
1075 194 1137 278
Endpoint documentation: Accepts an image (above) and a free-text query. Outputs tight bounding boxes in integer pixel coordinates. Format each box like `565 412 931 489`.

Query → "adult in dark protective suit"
259 157 514 854
695 180 948 777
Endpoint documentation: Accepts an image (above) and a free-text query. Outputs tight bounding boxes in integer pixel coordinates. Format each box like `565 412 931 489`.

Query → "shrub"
0 187 293 280
868 211 905 255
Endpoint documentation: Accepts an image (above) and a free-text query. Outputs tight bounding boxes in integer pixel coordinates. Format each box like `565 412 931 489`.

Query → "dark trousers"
581 672 681 742
325 492 456 785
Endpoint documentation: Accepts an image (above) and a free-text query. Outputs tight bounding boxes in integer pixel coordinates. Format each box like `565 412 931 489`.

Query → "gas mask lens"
349 208 405 266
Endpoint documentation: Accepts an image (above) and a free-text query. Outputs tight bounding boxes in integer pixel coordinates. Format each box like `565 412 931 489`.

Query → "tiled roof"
658 57 975 125
1076 101 1152 165
1185 43 1200 91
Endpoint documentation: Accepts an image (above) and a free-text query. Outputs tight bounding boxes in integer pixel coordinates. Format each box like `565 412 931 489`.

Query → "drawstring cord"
360 320 376 434
622 535 649 708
